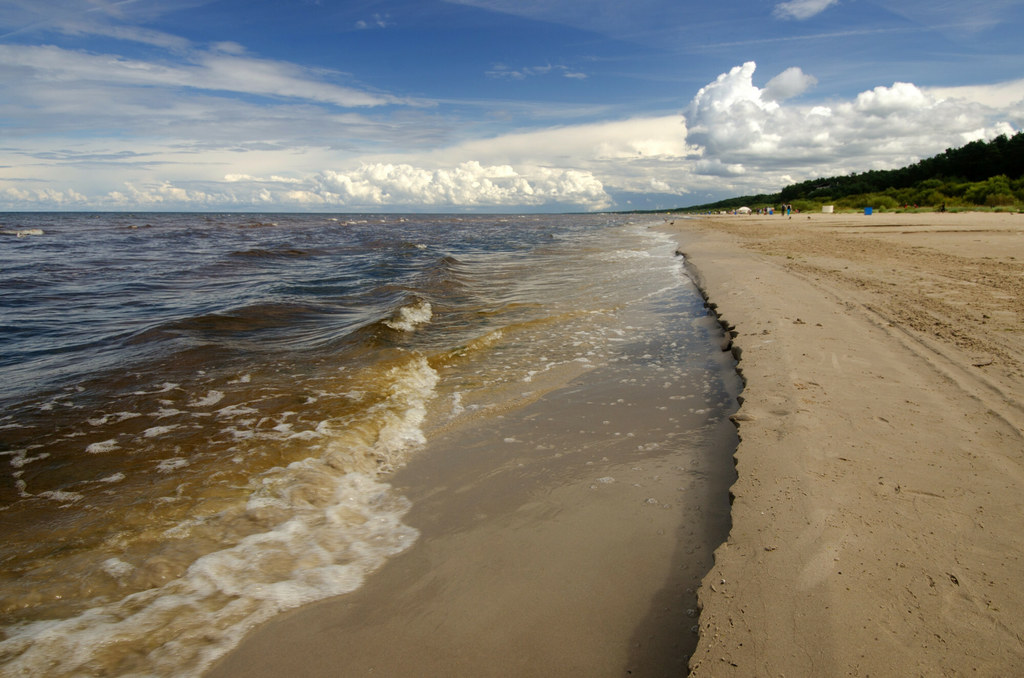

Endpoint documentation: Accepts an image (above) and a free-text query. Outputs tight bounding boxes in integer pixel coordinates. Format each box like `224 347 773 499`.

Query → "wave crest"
383 300 432 332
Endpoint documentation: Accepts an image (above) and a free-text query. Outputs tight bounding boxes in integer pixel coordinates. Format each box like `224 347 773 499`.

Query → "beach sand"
665 212 1024 675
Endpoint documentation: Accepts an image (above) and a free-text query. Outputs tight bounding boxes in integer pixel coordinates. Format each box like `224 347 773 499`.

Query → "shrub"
985 193 1016 207
965 175 1013 205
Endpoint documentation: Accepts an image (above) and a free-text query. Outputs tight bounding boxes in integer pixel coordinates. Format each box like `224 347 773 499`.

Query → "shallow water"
0 212 737 676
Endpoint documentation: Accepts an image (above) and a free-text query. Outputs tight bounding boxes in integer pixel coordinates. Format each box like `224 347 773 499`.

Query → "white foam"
143 424 180 438
450 392 465 416
384 300 432 332
157 457 189 472
87 412 141 426
367 356 440 466
132 382 180 396
189 390 225 407
9 450 49 468
0 473 418 677
286 430 319 441
101 557 135 579
0 353 442 675
216 404 260 418
222 427 256 440
85 439 120 454
37 490 84 504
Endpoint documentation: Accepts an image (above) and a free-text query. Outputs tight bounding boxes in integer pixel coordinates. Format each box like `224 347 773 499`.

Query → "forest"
674 131 1024 214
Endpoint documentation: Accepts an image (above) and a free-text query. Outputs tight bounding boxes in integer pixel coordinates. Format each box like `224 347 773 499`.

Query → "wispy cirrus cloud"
869 0 1015 35
485 63 587 80
355 13 392 30
773 0 839 20
0 0 212 42
442 0 695 43
0 43 403 108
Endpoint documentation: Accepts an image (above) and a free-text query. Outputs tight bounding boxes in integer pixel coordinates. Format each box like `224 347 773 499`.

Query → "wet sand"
665 212 1024 675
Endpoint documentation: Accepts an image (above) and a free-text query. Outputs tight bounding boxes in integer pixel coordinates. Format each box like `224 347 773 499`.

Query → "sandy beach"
205 211 1024 677
666 211 1024 675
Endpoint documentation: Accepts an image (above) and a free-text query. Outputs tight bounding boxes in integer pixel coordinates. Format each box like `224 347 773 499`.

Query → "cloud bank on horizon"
1 0 1022 212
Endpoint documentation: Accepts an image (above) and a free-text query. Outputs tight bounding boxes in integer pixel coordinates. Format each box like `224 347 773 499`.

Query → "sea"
0 212 739 676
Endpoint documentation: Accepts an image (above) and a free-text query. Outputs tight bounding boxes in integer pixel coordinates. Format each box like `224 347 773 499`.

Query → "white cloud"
0 44 400 108
409 115 697 196
355 14 392 30
61 22 193 50
872 0 1012 36
854 81 930 115
763 67 818 101
2 52 1020 211
486 63 587 80
0 161 611 211
211 41 247 55
311 162 611 210
224 174 303 184
0 185 88 206
773 0 839 20
684 62 780 157
681 61 1017 195
926 79 1024 110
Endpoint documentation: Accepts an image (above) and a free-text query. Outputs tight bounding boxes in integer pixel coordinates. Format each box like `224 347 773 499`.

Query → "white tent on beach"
736 206 752 214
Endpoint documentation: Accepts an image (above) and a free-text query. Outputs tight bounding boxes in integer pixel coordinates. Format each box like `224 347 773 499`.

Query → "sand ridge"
664 212 1024 676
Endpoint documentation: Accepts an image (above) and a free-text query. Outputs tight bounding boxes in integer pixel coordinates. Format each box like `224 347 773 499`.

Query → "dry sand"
665 211 1024 676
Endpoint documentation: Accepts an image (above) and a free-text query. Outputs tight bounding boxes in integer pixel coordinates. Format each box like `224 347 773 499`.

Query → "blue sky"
1 0 1022 211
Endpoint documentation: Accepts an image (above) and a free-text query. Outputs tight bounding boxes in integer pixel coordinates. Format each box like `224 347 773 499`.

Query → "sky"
1 0 1022 212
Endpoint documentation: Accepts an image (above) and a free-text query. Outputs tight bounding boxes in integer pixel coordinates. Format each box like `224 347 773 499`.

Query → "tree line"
675 131 1024 213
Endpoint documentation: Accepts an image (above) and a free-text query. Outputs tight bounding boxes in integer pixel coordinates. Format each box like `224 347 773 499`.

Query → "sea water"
0 213 738 676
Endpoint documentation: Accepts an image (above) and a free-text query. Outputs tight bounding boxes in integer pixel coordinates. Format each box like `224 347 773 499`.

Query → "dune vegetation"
675 131 1024 214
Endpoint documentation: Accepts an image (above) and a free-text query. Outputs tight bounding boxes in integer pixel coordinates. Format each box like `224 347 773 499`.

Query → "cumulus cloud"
682 61 1017 194
224 174 303 184
773 0 839 20
311 162 611 210
0 185 87 206
926 79 1024 110
763 67 818 101
0 162 611 211
684 62 780 157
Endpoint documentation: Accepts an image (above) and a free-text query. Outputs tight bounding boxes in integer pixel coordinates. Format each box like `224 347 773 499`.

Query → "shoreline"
206 258 741 677
663 212 1024 675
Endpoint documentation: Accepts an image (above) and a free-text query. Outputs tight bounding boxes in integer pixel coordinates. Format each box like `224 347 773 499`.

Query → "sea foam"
384 300 432 332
